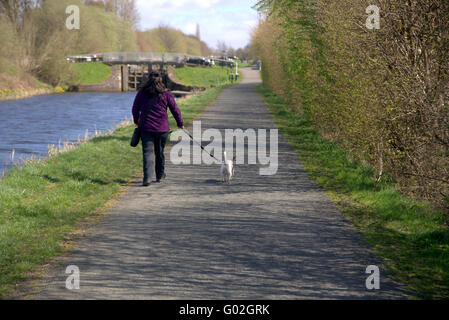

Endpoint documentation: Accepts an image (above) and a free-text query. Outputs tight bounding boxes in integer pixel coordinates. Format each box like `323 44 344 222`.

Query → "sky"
135 0 261 50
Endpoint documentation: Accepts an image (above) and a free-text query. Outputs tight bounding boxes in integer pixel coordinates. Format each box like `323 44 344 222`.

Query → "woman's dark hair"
140 71 167 95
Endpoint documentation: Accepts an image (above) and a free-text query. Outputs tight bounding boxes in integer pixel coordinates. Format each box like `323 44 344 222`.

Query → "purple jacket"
132 90 184 132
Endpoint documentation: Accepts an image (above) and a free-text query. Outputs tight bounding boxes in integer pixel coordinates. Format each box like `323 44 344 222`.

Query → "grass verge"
256 84 449 300
0 85 226 298
173 65 235 87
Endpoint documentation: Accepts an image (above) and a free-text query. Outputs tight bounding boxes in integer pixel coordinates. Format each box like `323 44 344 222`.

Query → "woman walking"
132 71 184 186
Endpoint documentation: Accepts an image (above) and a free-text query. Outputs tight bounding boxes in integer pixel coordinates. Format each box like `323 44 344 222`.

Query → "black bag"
130 127 142 147
130 96 157 147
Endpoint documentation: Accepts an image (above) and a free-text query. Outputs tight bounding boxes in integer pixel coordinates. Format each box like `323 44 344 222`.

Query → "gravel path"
31 68 409 299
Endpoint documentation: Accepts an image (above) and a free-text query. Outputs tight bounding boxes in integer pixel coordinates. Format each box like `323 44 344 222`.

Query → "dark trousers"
141 131 169 182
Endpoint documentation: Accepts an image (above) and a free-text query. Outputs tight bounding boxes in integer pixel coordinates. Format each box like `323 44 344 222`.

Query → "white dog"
220 151 235 183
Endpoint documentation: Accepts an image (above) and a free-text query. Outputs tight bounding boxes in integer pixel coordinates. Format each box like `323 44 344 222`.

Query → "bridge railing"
66 52 237 69
66 52 236 66
99 52 205 64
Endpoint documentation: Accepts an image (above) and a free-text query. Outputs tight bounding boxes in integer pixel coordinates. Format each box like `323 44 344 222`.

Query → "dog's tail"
223 151 227 162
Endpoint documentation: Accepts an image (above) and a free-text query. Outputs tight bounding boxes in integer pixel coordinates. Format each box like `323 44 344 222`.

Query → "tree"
250 0 449 205
227 47 235 57
0 0 40 28
84 0 105 9
101 0 139 28
118 0 138 29
200 40 211 56
156 24 181 52
216 41 228 55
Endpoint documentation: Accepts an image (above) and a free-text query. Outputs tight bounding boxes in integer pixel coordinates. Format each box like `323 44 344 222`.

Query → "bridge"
66 52 236 68
66 52 237 94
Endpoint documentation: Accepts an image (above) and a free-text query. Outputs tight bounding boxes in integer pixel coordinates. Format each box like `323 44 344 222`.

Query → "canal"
0 92 138 175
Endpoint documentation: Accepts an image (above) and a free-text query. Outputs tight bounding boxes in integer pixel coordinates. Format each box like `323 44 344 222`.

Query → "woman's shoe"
142 180 151 186
156 173 166 183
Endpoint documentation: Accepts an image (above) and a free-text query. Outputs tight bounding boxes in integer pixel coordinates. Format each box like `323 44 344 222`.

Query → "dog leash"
181 128 221 162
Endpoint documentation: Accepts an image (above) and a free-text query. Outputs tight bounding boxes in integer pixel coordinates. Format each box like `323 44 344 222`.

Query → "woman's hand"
178 125 184 129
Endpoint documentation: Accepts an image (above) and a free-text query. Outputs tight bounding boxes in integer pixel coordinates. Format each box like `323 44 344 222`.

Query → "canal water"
0 92 138 175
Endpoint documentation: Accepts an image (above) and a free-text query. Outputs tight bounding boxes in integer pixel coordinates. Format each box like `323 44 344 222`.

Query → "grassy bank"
256 85 449 299
0 86 226 298
0 87 62 101
0 58 60 101
234 59 252 69
173 65 235 87
1 63 112 101
68 62 113 85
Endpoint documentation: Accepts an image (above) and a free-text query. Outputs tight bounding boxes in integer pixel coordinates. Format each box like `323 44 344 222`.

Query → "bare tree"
83 0 106 9
216 41 228 55
101 0 139 28
0 0 39 28
119 0 138 28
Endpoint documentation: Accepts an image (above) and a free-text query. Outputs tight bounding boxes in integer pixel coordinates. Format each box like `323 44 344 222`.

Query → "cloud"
138 0 221 11
183 22 197 34
136 0 259 49
171 0 221 8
